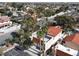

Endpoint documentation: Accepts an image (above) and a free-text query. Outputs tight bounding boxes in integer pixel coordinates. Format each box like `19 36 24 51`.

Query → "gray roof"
4 48 31 56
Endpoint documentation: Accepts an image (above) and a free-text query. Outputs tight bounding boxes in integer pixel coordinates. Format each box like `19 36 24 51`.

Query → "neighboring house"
62 32 79 51
44 26 63 52
54 32 79 56
0 43 18 55
0 16 21 45
0 16 12 27
11 13 31 22
0 3 6 10
54 43 78 56
0 43 29 56
0 3 6 7
0 24 21 45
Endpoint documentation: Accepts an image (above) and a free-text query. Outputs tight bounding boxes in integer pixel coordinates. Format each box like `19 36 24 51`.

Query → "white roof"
55 44 78 56
48 11 66 20
74 28 79 31
37 18 41 21
0 24 21 35
37 17 46 21
44 37 50 42
57 12 65 16
13 12 18 16
45 36 61 52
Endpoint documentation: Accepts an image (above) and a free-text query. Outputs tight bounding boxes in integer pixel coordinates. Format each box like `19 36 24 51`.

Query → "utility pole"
40 37 42 56
41 34 46 56
54 47 57 56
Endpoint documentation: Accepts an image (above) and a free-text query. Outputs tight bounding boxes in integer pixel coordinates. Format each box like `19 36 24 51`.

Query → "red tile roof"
47 26 62 37
64 33 79 45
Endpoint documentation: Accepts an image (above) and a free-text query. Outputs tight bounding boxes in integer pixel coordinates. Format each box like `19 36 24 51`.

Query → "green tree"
11 16 36 49
34 6 44 18
55 6 68 13
54 16 76 32
43 9 55 17
5 39 14 47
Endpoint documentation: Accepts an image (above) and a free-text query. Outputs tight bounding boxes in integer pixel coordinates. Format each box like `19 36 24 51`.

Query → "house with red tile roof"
63 32 79 50
53 32 79 56
44 26 63 52
47 26 62 37
54 43 79 56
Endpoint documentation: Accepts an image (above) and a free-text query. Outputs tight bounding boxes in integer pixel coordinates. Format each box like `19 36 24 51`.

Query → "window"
45 35 51 40
44 35 52 42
